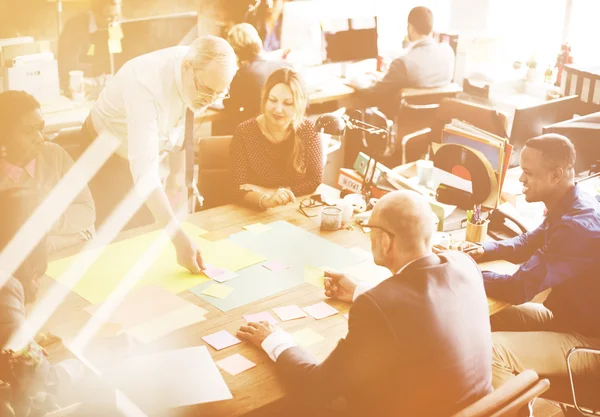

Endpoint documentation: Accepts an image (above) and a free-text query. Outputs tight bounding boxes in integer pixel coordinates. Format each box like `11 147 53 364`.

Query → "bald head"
371 190 435 252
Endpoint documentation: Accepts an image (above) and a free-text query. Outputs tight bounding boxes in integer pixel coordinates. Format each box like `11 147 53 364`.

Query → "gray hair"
184 35 237 71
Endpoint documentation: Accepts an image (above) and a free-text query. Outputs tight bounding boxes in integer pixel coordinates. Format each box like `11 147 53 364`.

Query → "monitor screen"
323 17 378 63
92 12 199 73
509 95 578 166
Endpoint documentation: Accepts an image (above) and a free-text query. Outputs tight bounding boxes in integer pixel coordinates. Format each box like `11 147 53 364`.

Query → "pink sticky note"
216 353 256 376
202 330 241 350
203 264 225 279
262 260 290 272
243 311 278 325
272 305 307 321
303 302 339 320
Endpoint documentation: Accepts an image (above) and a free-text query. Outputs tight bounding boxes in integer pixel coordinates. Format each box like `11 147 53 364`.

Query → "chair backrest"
196 135 233 209
451 370 550 417
463 79 491 99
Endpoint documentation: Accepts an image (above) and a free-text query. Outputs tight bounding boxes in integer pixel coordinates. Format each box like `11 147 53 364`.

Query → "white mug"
343 193 367 213
335 200 354 224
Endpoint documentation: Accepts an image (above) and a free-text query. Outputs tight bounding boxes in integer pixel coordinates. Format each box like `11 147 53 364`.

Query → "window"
566 0 600 66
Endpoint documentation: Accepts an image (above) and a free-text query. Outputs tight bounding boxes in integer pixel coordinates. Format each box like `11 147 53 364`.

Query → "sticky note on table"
202 330 241 350
216 354 256 376
211 270 239 283
272 305 306 321
303 301 339 320
203 264 225 279
292 328 324 347
243 223 273 234
262 260 289 272
304 267 325 289
201 283 233 299
243 311 278 325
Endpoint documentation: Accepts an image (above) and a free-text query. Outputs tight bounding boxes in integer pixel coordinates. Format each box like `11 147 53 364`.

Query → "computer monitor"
509 95 579 166
323 17 378 63
280 1 324 66
92 12 199 73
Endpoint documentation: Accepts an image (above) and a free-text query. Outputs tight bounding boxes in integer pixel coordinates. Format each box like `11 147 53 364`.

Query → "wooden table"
43 190 515 416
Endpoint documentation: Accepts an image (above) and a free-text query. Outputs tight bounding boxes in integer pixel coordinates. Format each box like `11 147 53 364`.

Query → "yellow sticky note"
87 44 95 56
200 283 233 299
108 38 122 54
304 267 324 289
46 223 211 304
108 25 124 40
243 223 272 234
292 328 324 347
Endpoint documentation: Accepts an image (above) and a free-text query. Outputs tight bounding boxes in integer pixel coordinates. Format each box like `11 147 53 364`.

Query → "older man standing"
83 35 238 273
238 190 492 417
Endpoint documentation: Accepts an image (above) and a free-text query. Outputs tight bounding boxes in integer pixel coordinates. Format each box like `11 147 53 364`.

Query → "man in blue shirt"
470 134 600 388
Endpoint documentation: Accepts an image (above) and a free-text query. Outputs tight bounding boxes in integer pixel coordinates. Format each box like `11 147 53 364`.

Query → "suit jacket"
275 252 493 417
218 57 288 134
359 38 455 118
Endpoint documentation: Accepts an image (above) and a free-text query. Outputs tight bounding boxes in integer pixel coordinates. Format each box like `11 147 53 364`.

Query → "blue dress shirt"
481 184 600 337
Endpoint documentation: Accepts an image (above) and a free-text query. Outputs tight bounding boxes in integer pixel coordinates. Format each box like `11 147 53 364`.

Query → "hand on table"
172 230 205 273
263 188 296 208
237 321 277 347
324 271 357 303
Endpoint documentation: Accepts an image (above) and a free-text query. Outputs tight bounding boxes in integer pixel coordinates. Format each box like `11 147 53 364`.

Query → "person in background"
237 190 492 417
0 91 95 254
218 23 287 133
245 0 287 53
57 0 123 92
467 134 600 388
230 67 323 210
356 6 455 119
84 36 237 274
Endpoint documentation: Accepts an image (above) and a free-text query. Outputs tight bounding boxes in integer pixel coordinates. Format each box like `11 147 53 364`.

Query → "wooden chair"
451 370 550 417
195 135 233 210
463 78 491 99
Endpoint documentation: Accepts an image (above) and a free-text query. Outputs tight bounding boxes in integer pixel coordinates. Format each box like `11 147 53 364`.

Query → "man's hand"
237 321 277 347
463 245 485 262
324 271 357 303
172 230 204 273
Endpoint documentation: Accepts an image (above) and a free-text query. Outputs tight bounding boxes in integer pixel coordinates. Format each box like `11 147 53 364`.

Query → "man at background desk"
58 0 122 92
238 190 492 417
82 36 237 274
355 6 455 119
469 134 600 388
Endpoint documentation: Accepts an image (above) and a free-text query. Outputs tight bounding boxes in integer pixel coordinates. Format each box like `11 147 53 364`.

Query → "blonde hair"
184 35 237 71
261 67 308 173
227 23 263 65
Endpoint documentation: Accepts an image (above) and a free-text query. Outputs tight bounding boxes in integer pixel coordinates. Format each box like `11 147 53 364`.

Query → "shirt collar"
0 158 36 182
545 184 580 222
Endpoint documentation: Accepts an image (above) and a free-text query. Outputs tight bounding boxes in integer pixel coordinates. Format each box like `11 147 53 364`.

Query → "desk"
43 187 513 416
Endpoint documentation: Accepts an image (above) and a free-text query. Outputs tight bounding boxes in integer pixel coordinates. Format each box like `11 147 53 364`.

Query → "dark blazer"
219 57 288 134
57 12 111 91
275 252 493 417
359 38 455 118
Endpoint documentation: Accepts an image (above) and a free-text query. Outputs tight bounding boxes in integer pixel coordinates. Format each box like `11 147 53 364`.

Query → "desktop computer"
323 17 378 64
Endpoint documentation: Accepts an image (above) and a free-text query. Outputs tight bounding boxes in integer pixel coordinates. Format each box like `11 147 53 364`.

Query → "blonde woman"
223 23 286 131
230 67 323 209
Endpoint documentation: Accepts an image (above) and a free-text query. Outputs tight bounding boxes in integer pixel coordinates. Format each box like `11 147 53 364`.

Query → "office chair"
450 370 550 417
388 96 509 167
463 79 491 99
386 83 462 166
196 135 234 210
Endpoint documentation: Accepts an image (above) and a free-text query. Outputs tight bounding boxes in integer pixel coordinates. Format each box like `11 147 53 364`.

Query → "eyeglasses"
191 68 230 103
361 223 395 240
298 197 325 218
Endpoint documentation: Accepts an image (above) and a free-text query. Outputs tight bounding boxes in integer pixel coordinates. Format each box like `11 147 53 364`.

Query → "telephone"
487 206 530 240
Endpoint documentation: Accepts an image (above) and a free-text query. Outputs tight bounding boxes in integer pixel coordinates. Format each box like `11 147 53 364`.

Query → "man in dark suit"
238 190 493 417
357 6 455 119
57 0 122 92
216 22 287 134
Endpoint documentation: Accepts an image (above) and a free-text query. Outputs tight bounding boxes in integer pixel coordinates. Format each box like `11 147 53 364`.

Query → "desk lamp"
315 110 391 204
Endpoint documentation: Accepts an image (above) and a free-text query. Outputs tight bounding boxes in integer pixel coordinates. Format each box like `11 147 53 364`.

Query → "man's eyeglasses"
191 68 230 103
361 223 395 240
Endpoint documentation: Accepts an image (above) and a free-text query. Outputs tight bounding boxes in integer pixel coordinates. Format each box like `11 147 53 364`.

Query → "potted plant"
526 55 537 81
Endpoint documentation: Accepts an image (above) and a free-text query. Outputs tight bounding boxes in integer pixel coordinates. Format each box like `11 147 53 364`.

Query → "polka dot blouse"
230 117 323 199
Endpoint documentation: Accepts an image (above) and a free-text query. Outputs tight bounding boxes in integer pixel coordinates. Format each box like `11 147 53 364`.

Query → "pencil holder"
465 220 489 243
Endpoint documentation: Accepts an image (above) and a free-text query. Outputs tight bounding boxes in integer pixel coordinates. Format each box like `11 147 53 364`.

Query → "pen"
462 243 483 253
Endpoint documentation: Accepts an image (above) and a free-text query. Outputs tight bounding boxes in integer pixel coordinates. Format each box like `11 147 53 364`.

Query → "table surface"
42 187 516 417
